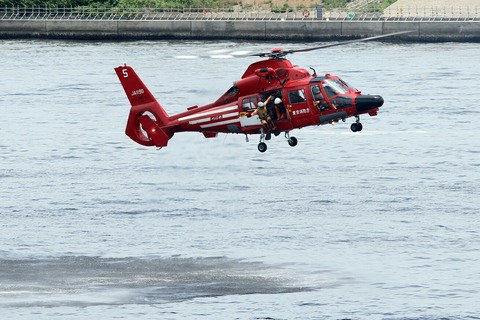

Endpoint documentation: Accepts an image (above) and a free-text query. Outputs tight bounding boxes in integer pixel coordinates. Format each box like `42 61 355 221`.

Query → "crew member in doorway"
274 97 287 120
250 95 276 131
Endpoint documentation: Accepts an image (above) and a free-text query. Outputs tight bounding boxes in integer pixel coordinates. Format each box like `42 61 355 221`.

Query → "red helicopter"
115 32 404 152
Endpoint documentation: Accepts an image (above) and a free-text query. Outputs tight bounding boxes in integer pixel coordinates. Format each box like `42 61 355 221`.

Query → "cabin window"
288 89 306 104
241 96 259 111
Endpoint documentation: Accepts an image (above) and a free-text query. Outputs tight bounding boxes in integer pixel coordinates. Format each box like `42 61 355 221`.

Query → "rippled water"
1 39 479 319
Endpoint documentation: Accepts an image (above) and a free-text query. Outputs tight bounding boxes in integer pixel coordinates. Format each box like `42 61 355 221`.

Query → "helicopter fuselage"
163 58 383 136
115 57 384 152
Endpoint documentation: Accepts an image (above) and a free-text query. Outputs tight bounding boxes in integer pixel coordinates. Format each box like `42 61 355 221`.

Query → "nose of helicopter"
355 95 384 112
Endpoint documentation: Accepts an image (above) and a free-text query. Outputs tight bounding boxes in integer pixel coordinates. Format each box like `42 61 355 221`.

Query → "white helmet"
258 102 264 107
274 97 282 104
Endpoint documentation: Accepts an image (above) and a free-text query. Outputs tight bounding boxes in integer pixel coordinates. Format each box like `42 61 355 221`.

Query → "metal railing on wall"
1 6 479 22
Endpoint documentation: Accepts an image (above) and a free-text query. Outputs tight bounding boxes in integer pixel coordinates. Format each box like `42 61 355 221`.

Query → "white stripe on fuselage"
220 112 239 119
178 105 238 122
200 118 240 128
188 117 211 125
187 112 239 125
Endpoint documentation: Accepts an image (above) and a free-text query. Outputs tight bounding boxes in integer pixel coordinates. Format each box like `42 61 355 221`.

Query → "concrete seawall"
1 20 479 41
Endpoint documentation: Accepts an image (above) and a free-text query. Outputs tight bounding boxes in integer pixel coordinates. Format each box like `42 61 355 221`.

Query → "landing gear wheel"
258 142 267 153
351 122 363 132
288 137 298 147
351 116 363 132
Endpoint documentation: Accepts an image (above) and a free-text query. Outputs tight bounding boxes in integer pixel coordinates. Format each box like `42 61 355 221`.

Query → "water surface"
1 39 479 319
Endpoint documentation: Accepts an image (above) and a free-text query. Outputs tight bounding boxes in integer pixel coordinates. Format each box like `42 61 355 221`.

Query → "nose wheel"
351 116 363 132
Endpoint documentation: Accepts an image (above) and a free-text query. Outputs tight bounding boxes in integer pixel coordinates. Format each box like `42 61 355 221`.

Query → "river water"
1 39 479 319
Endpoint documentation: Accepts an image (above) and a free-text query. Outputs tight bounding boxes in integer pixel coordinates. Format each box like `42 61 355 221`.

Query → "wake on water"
0 256 318 307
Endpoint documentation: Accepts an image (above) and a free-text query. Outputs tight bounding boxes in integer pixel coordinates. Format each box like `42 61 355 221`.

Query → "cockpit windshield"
338 78 357 91
322 79 349 97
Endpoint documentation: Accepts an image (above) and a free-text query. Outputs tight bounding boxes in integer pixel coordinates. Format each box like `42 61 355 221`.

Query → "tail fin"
114 65 173 148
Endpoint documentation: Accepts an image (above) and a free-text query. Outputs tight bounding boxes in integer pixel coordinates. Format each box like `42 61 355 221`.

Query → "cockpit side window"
241 96 259 111
312 84 330 111
288 89 306 104
311 85 323 100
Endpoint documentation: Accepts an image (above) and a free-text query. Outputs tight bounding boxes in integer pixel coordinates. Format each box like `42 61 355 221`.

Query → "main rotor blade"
287 31 413 54
248 31 412 57
175 31 413 60
175 50 254 59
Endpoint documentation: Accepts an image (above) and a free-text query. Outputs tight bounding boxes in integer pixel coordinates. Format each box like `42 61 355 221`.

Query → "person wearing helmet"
274 97 286 120
250 95 276 131
311 85 329 111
